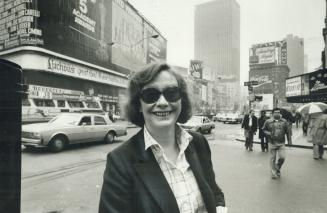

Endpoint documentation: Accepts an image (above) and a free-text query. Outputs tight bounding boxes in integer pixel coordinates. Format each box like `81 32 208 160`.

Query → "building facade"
284 34 305 77
0 0 166 123
194 0 240 112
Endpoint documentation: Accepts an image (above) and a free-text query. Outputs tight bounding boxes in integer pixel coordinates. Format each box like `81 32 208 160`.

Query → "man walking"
241 110 257 151
263 108 290 179
258 110 268 152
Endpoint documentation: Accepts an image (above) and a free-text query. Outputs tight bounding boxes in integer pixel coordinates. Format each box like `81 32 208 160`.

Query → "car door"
71 116 95 143
93 116 110 141
203 117 211 131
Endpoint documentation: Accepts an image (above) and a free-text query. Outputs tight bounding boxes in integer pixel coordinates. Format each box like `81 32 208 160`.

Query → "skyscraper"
194 0 240 111
194 0 240 81
284 34 305 77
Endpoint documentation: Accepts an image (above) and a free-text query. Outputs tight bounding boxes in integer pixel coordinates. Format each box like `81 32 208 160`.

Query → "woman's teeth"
153 112 170 117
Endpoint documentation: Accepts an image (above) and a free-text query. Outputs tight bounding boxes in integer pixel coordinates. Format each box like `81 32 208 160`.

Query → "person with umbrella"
307 109 327 160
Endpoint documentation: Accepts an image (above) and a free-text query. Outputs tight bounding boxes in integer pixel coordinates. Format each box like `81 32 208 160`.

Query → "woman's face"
140 70 182 130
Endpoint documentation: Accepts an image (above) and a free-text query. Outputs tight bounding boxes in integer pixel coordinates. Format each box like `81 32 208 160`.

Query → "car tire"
208 128 212 134
24 145 35 151
105 131 116 144
49 135 67 152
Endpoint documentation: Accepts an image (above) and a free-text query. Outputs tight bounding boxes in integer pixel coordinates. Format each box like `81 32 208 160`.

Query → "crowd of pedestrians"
241 107 327 179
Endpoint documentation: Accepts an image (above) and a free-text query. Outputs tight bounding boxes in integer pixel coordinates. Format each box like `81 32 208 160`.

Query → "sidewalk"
236 125 320 150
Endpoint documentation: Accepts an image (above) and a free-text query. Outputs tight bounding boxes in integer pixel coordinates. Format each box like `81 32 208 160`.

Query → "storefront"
286 69 327 103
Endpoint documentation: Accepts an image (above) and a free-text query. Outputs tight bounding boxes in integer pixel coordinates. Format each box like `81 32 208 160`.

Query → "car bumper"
21 138 46 147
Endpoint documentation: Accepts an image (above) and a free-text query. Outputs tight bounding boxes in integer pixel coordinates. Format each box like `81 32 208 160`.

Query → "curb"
235 138 316 150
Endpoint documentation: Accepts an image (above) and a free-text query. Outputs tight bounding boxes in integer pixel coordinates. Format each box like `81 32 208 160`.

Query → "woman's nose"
156 94 169 106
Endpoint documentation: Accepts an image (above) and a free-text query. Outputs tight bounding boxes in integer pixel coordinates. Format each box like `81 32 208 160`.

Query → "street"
21 122 327 213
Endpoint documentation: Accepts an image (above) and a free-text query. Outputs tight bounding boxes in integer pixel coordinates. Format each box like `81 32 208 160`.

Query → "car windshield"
49 114 80 125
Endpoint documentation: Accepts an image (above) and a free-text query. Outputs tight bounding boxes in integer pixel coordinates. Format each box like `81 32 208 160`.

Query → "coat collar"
132 129 216 213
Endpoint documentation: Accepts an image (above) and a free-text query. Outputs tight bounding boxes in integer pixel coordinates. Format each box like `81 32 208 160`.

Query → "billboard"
0 0 166 74
251 94 274 110
309 69 327 95
286 76 301 97
189 60 203 79
249 40 287 67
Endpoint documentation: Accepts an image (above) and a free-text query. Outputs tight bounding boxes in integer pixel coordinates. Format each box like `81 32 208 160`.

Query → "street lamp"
108 34 159 47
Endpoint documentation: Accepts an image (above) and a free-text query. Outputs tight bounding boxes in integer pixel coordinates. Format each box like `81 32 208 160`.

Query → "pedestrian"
263 108 290 179
302 113 309 135
107 109 114 123
99 62 227 213
241 109 257 151
307 109 327 160
295 111 301 128
258 110 268 152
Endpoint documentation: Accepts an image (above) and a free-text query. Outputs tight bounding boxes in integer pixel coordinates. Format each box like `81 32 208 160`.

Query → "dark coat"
258 116 268 139
241 114 258 132
99 129 225 213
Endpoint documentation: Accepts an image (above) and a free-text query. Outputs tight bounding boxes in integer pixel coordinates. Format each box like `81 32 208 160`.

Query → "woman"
99 62 226 213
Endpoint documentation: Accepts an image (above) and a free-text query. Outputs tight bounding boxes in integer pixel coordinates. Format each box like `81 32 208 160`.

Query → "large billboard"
309 69 327 95
0 0 167 74
249 40 287 68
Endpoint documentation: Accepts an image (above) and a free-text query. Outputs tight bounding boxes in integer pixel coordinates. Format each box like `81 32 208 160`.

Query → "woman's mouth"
152 111 171 117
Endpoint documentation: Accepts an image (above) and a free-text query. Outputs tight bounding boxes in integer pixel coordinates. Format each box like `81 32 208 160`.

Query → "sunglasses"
140 87 181 104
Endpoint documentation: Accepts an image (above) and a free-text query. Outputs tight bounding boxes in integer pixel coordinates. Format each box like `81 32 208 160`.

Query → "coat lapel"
185 140 217 213
133 130 179 213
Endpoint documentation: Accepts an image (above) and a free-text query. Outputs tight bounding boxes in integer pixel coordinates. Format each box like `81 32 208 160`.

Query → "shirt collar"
144 125 193 152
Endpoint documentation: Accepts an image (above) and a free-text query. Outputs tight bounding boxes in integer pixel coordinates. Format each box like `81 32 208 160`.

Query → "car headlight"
30 132 41 139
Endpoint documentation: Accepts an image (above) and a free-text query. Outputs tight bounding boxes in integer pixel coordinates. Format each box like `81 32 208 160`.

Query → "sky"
128 0 325 83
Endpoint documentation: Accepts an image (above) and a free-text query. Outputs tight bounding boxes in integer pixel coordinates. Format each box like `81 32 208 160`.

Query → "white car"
21 113 127 152
179 115 215 134
224 112 243 124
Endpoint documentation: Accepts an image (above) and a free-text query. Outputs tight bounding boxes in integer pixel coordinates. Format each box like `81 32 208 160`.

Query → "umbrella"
296 102 327 115
280 108 295 122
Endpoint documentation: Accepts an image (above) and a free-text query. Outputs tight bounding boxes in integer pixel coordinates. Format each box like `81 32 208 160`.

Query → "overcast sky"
128 0 325 83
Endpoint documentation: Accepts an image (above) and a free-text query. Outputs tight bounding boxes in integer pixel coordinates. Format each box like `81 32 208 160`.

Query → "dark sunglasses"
140 87 181 104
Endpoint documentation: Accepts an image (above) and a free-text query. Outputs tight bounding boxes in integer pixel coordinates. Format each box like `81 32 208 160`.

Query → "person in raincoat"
307 109 327 160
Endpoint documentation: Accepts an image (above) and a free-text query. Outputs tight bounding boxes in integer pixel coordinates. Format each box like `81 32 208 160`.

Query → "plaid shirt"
144 126 207 213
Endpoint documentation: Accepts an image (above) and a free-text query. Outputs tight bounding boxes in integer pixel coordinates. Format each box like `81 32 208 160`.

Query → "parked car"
224 112 243 124
179 115 215 134
21 113 127 152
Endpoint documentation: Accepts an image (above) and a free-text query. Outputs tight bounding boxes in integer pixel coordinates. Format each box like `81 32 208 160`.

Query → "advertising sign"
0 0 166 74
286 76 301 97
252 94 274 110
0 0 44 51
309 69 327 95
249 40 287 67
189 60 203 79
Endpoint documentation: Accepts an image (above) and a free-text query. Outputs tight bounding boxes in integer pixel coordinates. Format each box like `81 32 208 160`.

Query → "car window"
79 116 92 125
57 100 66 107
94 116 106 125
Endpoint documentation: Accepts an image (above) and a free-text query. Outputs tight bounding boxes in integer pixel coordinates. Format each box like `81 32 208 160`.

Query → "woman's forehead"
143 71 178 89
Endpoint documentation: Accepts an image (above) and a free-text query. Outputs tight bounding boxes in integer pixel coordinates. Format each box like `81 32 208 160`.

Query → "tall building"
284 34 305 77
194 0 240 111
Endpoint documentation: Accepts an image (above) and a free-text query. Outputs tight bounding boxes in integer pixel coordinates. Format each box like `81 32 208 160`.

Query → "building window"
33 99 55 107
57 100 66 107
85 101 100 108
68 101 84 108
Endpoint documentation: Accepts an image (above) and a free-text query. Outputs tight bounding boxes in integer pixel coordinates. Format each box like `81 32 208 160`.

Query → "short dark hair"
272 108 281 113
124 62 193 127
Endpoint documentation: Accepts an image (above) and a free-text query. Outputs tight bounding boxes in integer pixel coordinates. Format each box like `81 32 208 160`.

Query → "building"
249 65 290 108
284 34 305 77
194 0 240 111
0 0 166 123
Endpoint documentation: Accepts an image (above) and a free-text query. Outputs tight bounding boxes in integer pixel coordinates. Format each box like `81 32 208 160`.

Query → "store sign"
47 58 128 88
309 69 327 94
28 84 83 99
286 76 301 97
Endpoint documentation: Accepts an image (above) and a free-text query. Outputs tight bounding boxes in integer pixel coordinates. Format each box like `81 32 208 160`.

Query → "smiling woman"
99 62 226 213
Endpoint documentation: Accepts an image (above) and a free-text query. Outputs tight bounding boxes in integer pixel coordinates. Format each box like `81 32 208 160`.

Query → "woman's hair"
124 62 192 127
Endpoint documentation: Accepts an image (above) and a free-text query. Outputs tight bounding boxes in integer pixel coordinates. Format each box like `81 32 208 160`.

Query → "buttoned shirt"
144 126 207 213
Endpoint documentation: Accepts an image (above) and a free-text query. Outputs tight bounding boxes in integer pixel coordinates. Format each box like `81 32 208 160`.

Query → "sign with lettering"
47 58 128 88
309 69 327 95
286 76 301 97
189 60 203 79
